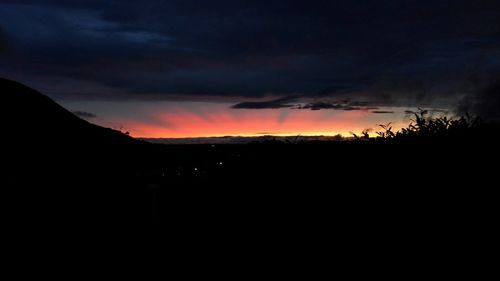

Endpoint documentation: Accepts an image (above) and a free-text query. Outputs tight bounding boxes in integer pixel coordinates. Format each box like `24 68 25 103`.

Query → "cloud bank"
1 1 500 118
73 111 97 119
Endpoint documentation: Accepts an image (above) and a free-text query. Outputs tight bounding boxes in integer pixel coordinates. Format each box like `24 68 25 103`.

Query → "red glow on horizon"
99 104 407 138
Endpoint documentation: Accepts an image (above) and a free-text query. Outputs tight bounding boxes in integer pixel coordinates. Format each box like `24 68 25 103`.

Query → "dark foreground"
5 137 499 228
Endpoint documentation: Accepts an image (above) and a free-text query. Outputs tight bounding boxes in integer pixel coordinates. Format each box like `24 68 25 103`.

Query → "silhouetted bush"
376 109 483 142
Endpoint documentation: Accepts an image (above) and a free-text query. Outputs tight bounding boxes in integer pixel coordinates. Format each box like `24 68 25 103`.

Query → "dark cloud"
0 26 8 54
231 97 297 109
73 111 97 119
0 0 500 109
295 101 378 111
232 98 383 111
372 111 395 114
404 108 451 116
297 102 345 111
458 80 500 121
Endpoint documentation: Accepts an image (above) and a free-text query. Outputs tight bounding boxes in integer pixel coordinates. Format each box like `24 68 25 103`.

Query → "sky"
1 0 500 137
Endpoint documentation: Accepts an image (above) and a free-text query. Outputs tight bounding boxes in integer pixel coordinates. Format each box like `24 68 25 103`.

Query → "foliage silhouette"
375 108 484 142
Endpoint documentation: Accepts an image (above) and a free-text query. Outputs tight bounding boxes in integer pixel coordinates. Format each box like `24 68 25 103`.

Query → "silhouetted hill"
2 78 144 224
1 78 136 147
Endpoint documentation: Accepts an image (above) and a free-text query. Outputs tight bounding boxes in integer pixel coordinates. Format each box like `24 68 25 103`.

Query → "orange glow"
89 102 408 138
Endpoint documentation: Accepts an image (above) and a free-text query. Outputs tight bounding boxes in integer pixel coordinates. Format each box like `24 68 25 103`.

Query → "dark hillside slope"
1 78 146 224
1 78 135 147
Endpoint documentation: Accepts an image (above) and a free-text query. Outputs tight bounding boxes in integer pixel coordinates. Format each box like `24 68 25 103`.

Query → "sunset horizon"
61 99 418 138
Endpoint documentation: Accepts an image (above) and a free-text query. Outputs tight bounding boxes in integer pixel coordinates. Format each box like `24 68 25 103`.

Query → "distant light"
219 162 223 165
194 168 198 171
